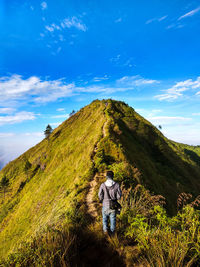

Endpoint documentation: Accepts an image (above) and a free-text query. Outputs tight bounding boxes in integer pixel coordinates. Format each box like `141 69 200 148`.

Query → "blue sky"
1 0 200 166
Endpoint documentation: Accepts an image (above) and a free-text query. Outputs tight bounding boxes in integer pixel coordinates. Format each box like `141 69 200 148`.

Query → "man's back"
98 182 121 209
98 170 122 235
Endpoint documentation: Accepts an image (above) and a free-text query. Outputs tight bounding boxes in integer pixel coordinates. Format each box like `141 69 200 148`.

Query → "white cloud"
61 16 87 31
148 116 192 125
178 6 200 20
0 112 36 126
158 15 168 21
93 75 109 82
45 25 54 32
0 74 160 107
110 55 135 68
0 75 74 105
146 15 168 24
110 54 121 63
57 108 65 112
0 108 15 114
0 132 44 168
115 18 122 23
155 77 200 101
0 133 15 138
117 75 159 86
41 1 47 10
146 18 156 24
45 23 61 32
162 124 200 145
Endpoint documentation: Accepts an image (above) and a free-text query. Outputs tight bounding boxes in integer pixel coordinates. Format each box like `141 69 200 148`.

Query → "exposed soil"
86 119 107 218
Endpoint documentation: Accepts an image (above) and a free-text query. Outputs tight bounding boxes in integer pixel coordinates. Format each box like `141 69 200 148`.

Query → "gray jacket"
98 180 122 209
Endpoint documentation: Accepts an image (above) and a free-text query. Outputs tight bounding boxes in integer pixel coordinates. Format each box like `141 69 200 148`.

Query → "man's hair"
106 170 114 179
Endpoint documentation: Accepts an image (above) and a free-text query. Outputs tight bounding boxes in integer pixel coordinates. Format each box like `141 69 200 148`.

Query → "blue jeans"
102 207 116 233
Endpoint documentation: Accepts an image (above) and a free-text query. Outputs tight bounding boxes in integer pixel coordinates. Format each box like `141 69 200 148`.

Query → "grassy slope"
0 100 106 258
0 99 200 260
96 100 200 214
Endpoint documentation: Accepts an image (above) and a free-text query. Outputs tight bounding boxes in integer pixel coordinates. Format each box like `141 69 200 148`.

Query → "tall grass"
119 185 200 266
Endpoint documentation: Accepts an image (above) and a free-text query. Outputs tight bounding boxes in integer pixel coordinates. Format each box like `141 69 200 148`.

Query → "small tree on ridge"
44 124 53 141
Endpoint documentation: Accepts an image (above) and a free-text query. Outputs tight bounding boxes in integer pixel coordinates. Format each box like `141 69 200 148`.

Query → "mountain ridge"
0 99 200 261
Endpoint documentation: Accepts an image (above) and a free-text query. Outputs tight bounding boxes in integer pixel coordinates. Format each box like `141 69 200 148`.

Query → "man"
98 170 122 235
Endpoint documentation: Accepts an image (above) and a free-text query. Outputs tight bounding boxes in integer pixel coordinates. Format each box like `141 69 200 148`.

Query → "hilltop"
0 99 200 265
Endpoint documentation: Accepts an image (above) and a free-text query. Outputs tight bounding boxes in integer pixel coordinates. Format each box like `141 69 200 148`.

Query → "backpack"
104 184 122 213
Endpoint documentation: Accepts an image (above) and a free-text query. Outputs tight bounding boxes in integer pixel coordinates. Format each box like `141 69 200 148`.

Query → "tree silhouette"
44 124 53 141
0 176 9 201
158 125 162 130
69 110 76 117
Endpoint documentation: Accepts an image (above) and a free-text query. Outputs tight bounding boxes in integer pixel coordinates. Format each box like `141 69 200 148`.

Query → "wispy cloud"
146 15 168 24
110 54 121 63
166 6 200 30
0 108 15 114
45 16 87 33
57 108 65 112
45 24 61 32
110 55 135 68
41 1 48 10
155 77 200 101
115 18 122 23
93 75 109 82
166 23 185 30
178 6 200 20
0 112 36 126
192 113 200 116
0 74 160 107
148 116 192 125
158 15 168 21
117 75 159 86
0 75 74 105
0 133 15 138
61 16 87 31
42 16 87 52
0 132 44 168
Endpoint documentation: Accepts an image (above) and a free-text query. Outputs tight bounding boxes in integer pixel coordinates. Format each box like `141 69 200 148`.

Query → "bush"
120 185 200 266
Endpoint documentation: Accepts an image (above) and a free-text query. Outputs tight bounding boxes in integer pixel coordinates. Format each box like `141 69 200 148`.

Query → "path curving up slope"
86 120 108 218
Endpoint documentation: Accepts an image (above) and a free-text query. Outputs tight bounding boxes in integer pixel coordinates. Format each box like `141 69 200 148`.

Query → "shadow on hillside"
112 115 200 215
74 228 126 267
184 149 200 166
75 201 126 267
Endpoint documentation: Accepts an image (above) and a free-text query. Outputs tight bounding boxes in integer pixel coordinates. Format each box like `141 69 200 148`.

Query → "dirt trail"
86 118 108 218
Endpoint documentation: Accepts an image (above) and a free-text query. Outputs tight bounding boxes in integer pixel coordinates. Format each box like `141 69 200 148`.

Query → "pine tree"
69 110 76 117
44 124 53 141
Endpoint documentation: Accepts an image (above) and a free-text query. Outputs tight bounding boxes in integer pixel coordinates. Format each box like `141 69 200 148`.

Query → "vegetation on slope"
0 99 200 266
97 100 200 214
0 100 106 258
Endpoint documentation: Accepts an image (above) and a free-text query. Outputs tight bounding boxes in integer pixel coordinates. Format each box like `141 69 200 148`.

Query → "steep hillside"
99 100 200 213
0 100 106 258
0 99 200 263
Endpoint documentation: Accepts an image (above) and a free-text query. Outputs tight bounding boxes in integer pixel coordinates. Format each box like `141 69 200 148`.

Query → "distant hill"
0 99 200 261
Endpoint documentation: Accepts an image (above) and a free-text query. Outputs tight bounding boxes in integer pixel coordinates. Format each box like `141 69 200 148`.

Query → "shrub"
121 185 200 266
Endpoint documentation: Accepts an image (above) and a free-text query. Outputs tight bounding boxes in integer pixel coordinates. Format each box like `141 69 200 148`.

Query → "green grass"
0 100 106 258
0 99 200 264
